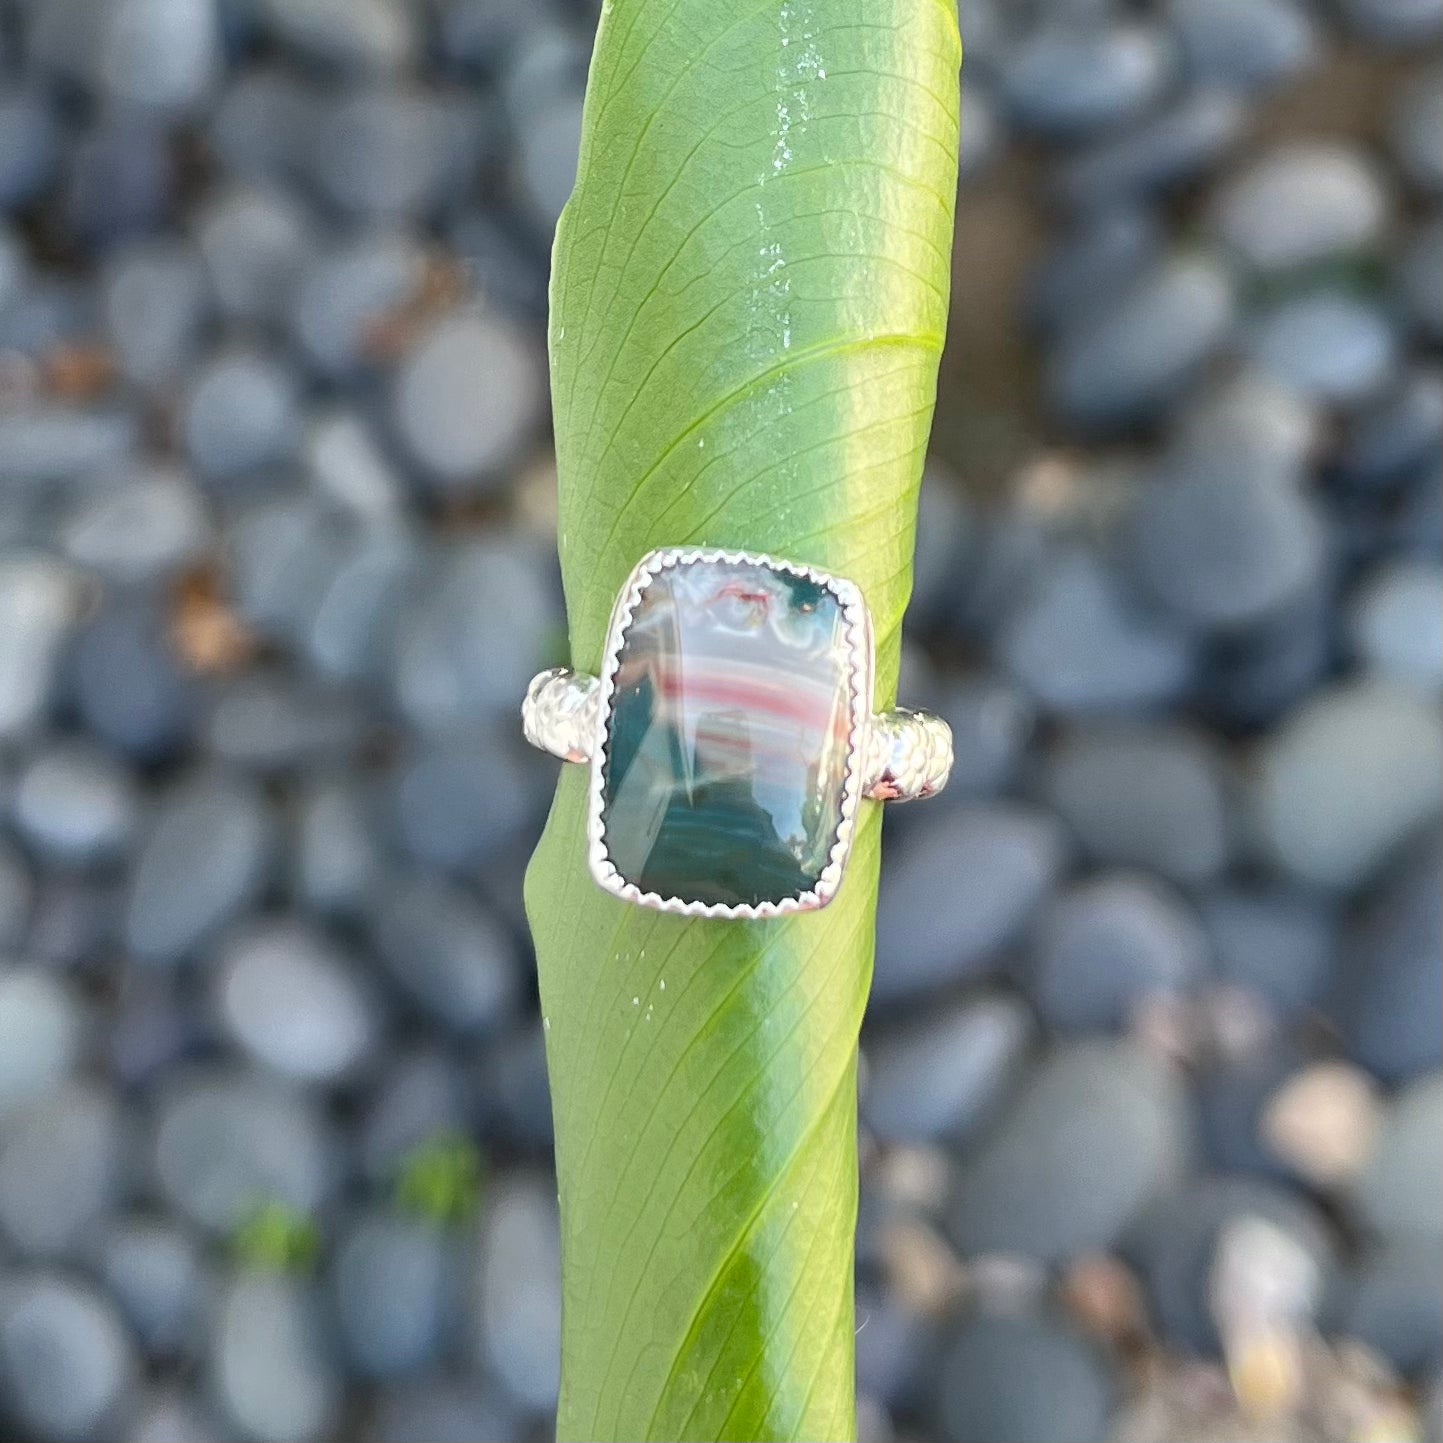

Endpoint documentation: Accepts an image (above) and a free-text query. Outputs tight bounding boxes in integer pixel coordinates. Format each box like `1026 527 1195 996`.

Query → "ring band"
523 548 952 917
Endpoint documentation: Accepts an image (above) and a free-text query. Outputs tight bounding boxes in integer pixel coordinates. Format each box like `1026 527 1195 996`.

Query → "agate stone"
600 556 858 908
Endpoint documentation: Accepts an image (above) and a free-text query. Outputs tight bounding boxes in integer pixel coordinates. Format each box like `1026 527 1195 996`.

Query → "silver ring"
523 547 952 918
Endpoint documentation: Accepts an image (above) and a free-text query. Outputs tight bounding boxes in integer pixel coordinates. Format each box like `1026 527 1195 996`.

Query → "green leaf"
231 1199 321 1275
525 1 959 1438
394 1130 485 1227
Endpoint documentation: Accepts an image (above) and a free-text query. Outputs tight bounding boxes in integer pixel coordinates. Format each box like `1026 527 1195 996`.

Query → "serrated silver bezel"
586 546 873 918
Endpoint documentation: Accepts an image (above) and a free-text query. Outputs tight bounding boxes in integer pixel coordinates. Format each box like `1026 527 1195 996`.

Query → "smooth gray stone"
0 1275 138 1443
292 232 425 380
1333 1237 1443 1380
1335 829 1442 1084
0 555 83 742
1253 681 1442 891
203 672 368 774
1025 873 1208 1032
937 1310 1116 1443
95 1218 210 1361
11 741 139 868
998 547 1195 714
1041 724 1231 887
305 526 420 683
195 182 317 327
1197 884 1335 1016
0 969 85 1120
1129 1175 1335 1353
0 1082 124 1259
331 1211 456 1378
302 411 406 521
124 1389 226 1443
1001 22 1174 137
390 310 544 492
0 839 31 950
513 89 583 234
94 0 221 111
931 675 1034 798
358 1046 472 1186
1167 0 1317 92
1029 207 1163 335
1397 214 1443 346
61 465 210 585
210 1274 340 1443
1126 443 1327 631
182 346 301 482
1244 293 1399 405
208 67 315 182
124 772 273 963
479 1022 554 1152
1338 368 1443 488
949 1039 1189 1264
214 918 378 1086
1355 1072 1443 1244
367 875 519 1036
101 241 210 388
873 803 1068 1005
292 777 385 917
0 83 60 207
64 116 170 246
368 1379 521 1443
1392 66 1443 195
863 994 1033 1145
150 1069 338 1233
956 82 1000 183
474 1173 561 1413
1207 143 1390 273
1348 559 1443 694
227 495 347 650
1335 0 1443 44
256 0 416 74
906 462 976 625
1045 254 1235 430
1175 370 1319 473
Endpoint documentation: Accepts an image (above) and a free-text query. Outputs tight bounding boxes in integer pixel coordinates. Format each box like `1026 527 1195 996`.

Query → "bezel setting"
585 546 874 919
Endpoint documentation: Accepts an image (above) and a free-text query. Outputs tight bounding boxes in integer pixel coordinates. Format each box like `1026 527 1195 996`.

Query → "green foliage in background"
525 0 959 1437
231 1200 321 1274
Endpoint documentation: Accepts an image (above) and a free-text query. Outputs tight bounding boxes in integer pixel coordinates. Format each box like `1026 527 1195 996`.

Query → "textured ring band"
521 547 953 917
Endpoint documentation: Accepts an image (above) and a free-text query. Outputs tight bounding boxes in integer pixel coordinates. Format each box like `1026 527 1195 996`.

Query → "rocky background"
0 0 1439 1440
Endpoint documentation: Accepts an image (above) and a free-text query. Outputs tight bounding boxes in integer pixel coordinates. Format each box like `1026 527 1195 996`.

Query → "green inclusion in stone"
600 558 856 907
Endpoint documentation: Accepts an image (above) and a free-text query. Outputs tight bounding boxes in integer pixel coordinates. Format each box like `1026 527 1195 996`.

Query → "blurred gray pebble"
908 462 975 624
1207 144 1390 273
1052 89 1246 208
514 90 583 234
1392 67 1443 195
95 1217 211 1361
1338 367 1443 488
475 1173 561 1414
367 874 519 1035
1197 883 1334 1016
303 411 405 520
66 116 171 246
997 547 1195 714
1195 1043 1304 1179
368 1379 520 1443
1335 827 1442 1084
293 777 385 917
390 537 558 730
955 84 1000 183
391 311 544 492
214 918 378 1085
0 1082 124 1259
0 408 137 486
306 527 421 682
949 1039 1189 1264
101 241 210 389
1045 254 1235 430
0 1274 138 1443
1042 724 1231 887
1001 22 1175 137
0 969 85 1119
937 1310 1116 1443
0 551 82 738
873 803 1068 1005
293 233 426 381
0 83 60 207
196 183 317 327
151 1068 338 1234
124 772 274 963
1176 370 1319 472
95 0 221 112
1353 1071 1443 1243
11 739 136 871
1129 1174 1335 1353
106 978 205 1093
1334 1236 1443 1380
227 495 349 651
479 1021 554 1151
358 1046 472 1186
1025 872 1208 1032
208 67 314 182
125 1389 226 1443
931 675 1034 797
1126 444 1327 631
204 671 368 773
1244 293 1399 406
210 1273 341 1443
256 0 416 74
863 993 1033 1145
1335 0 1443 45
70 599 196 762
1397 214 1443 346
1029 207 1162 335
26 873 124 970
1167 0 1317 92
332 1211 456 1378
1348 559 1443 694
62 466 210 585
183 347 301 482
0 840 32 949
1252 680 1442 890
